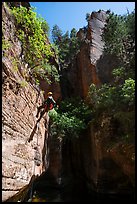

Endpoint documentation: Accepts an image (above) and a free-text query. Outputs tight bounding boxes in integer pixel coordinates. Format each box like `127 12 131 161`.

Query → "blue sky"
30 2 135 39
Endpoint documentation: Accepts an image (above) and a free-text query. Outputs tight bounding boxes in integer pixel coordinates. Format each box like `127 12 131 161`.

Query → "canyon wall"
61 10 107 99
2 2 60 201
62 114 135 195
61 10 135 195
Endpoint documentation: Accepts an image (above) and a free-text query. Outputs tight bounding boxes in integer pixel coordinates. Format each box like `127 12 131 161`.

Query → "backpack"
44 97 54 111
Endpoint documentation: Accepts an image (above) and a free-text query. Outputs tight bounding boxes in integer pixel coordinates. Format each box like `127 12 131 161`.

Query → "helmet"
48 91 53 96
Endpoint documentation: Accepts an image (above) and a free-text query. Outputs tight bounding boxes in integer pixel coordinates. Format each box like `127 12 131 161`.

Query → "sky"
29 2 135 39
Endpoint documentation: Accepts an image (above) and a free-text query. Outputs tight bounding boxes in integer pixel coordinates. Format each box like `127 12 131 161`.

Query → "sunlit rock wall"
2 2 50 201
61 10 107 99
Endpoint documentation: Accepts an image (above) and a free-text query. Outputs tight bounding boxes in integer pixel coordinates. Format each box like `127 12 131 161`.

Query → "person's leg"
36 104 45 118
37 110 46 123
44 113 48 128
36 107 41 118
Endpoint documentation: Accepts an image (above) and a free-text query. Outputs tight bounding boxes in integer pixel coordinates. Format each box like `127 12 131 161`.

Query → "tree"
51 25 81 68
85 13 90 22
102 10 135 80
70 28 77 38
52 24 63 45
69 28 80 59
88 10 135 145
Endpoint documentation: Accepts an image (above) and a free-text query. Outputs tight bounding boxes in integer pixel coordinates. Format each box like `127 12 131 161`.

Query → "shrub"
10 6 59 84
121 78 135 105
49 98 92 140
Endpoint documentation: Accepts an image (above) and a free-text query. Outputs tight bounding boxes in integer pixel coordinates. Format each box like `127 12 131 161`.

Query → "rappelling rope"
28 122 40 202
36 122 40 145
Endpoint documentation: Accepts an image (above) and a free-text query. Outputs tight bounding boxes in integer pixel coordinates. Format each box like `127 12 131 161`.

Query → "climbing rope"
36 122 39 145
28 113 49 202
28 122 40 202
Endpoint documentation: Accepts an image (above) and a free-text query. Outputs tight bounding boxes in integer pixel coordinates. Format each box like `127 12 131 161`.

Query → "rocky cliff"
60 10 135 196
61 113 135 195
61 10 107 99
2 2 60 201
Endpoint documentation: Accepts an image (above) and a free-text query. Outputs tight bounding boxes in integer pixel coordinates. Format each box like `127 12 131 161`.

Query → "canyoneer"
36 91 56 123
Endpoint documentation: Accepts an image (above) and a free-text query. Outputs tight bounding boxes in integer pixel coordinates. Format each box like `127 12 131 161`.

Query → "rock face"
6 2 31 8
96 53 121 84
2 2 60 201
62 114 135 195
60 11 135 195
61 10 107 99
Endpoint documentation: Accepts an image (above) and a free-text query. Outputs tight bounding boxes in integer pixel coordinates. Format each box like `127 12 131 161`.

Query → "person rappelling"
36 91 56 123
27 92 57 143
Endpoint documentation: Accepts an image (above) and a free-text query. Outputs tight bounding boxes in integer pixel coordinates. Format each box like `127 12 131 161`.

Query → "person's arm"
50 96 56 108
51 97 56 107
36 99 48 118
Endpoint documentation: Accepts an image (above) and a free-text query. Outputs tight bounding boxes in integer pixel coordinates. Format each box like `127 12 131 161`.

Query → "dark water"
28 177 135 202
31 189 135 203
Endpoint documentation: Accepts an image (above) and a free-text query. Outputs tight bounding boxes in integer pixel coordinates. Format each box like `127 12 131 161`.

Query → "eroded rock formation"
60 10 135 196
61 10 107 99
2 2 60 201
62 113 135 195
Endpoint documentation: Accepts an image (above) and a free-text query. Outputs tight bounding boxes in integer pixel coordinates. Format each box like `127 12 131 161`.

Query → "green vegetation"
88 10 135 143
88 79 135 112
49 98 92 140
18 80 28 88
102 9 135 80
49 10 134 143
10 6 59 85
2 37 12 55
10 57 19 72
85 13 91 22
51 25 81 68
